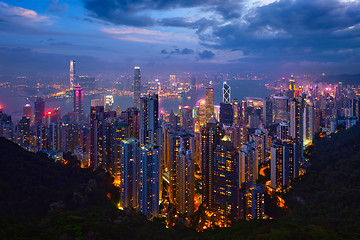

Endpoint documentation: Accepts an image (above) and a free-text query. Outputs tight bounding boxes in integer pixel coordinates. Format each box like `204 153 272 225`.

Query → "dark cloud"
48 0 68 13
161 48 194 55
81 0 360 65
159 17 218 33
205 0 360 60
82 0 226 28
198 50 215 59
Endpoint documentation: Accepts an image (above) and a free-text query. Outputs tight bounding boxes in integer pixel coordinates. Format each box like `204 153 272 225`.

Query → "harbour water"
0 80 275 120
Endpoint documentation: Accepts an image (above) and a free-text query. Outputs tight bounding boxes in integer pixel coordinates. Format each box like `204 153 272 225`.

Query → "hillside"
285 124 360 235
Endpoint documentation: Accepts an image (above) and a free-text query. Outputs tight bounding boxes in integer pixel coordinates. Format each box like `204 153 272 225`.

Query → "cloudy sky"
0 0 360 76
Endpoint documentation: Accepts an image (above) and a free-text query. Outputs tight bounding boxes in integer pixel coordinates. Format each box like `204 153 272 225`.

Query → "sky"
0 0 360 77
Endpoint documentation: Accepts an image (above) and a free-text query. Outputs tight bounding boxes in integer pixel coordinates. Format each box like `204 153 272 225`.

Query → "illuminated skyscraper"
223 81 231 104
272 96 289 124
120 138 140 209
18 116 30 147
290 97 304 178
270 139 295 189
303 101 315 144
205 88 214 122
167 131 194 213
277 122 290 140
138 144 159 218
51 107 61 123
133 66 141 109
70 60 76 90
34 97 45 126
242 184 264 220
23 104 32 120
213 135 239 223
262 97 273 127
90 100 105 169
289 75 295 91
73 85 84 123
36 124 47 151
202 117 223 209
122 107 139 139
170 75 176 91
178 106 194 132
105 95 114 111
49 122 60 151
240 142 257 186
176 146 194 215
139 94 160 146
232 99 240 125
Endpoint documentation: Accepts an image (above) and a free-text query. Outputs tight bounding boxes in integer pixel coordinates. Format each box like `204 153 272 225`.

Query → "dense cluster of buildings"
1 62 360 227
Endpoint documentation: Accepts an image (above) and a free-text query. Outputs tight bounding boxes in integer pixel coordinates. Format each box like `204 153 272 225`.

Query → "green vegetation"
1 122 360 239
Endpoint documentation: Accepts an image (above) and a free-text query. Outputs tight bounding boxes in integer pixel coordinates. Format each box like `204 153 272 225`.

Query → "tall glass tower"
205 88 214 122
133 66 141 109
70 60 76 90
223 81 231 104
73 85 84 122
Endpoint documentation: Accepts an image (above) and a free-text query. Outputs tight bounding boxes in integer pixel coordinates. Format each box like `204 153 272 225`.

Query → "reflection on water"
0 80 274 120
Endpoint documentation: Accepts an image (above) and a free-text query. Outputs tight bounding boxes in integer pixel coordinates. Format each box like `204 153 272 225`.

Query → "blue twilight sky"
0 0 360 76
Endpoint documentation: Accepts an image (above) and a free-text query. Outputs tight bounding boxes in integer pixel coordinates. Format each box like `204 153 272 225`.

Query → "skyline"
0 0 360 76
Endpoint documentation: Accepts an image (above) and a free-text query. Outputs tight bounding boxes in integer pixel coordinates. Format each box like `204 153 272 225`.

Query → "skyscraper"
213 135 239 223
242 184 265 220
120 138 140 209
23 104 32 119
34 97 45 126
167 131 194 212
290 97 304 178
262 97 273 127
270 139 295 189
205 88 214 122
139 94 160 146
90 100 105 169
70 60 76 90
133 66 141 109
176 147 194 215
202 117 223 209
220 102 233 125
223 81 231 104
138 144 159 218
18 116 30 147
178 106 194 132
73 85 84 123
240 142 258 186
122 107 140 139
273 96 289 124
105 95 114 111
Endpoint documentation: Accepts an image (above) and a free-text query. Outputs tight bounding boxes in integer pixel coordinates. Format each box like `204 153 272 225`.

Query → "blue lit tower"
120 138 140 209
133 66 141 109
138 144 159 218
223 81 231 104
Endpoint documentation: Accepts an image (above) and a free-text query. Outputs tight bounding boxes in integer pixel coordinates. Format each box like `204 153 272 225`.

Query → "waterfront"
0 80 275 120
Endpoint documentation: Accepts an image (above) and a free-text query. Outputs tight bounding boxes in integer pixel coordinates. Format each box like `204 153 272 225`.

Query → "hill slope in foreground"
1 123 360 239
